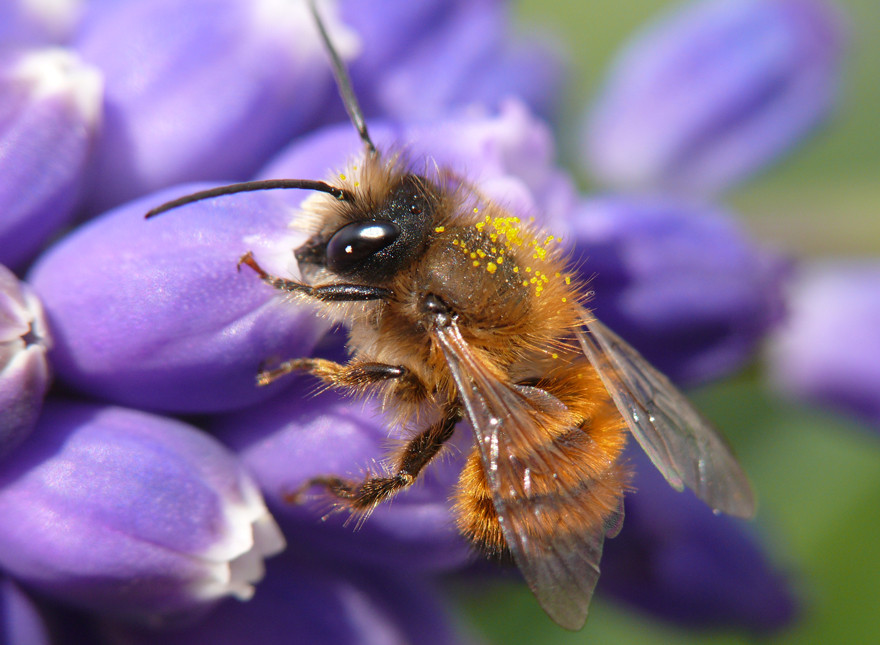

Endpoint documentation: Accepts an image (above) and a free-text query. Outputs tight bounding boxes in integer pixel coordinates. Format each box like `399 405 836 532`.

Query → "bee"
147 1 755 630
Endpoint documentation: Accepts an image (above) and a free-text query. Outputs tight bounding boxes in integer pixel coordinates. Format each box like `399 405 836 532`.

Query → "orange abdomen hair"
454 360 631 558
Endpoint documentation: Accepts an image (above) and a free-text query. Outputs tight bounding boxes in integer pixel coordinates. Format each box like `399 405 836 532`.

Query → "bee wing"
576 313 755 518
435 322 620 630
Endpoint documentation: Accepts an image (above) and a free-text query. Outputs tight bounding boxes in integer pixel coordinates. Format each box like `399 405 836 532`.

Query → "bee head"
295 172 440 284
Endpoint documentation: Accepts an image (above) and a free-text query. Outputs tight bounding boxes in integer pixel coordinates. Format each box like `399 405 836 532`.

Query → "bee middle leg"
289 403 463 512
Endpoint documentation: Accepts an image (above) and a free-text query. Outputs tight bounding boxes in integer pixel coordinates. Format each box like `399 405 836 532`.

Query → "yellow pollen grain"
555 272 561 278
496 257 504 264
565 277 571 285
513 266 519 273
525 267 532 273
551 353 559 359
469 252 477 259
452 239 459 246
541 275 548 283
530 277 536 284
475 221 485 231
477 249 486 258
545 235 555 244
339 174 347 180
561 297 567 303
435 226 445 233
473 207 479 214
473 260 480 267
522 280 529 287
486 262 497 274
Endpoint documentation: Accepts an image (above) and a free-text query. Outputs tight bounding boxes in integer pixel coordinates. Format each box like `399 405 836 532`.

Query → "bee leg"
257 357 414 390
289 404 463 512
238 252 391 301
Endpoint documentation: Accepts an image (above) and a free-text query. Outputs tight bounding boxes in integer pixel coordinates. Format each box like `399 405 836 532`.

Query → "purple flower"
0 400 285 624
582 0 846 196
0 47 102 269
0 264 51 460
101 558 463 645
339 0 565 123
1 576 53 645
211 388 472 572
27 185 328 413
767 261 880 430
601 451 797 632
569 197 788 384
0 0 80 46
72 0 341 213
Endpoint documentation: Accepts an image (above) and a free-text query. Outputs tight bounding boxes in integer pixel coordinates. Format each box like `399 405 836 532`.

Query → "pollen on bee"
513 266 519 273
339 174 347 180
551 353 559 359
473 260 480 267
435 226 445 233
486 262 497 274
522 280 528 287
561 297 567 303
565 277 571 285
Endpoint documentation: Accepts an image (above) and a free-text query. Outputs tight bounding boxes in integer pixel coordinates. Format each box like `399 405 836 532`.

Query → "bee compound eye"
325 220 400 274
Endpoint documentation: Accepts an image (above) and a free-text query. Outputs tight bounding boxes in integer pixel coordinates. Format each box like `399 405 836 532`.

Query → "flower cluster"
0 0 850 642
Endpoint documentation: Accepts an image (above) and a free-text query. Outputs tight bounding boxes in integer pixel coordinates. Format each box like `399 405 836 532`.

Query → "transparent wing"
576 313 755 518
435 322 622 630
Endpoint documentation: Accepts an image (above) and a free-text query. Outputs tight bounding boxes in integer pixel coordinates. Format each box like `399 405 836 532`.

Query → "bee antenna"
144 179 350 219
309 0 377 158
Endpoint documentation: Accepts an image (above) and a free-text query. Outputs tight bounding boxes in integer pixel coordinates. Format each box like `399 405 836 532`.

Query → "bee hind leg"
256 357 419 393
287 403 463 514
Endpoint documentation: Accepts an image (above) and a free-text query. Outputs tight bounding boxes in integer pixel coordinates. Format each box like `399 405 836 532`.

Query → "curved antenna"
309 0 377 157
145 179 350 219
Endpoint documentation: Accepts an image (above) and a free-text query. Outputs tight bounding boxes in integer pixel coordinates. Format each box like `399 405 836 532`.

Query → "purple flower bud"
0 47 102 269
767 261 880 430
101 558 464 645
1 577 53 645
582 0 846 196
27 186 328 413
570 197 788 384
0 264 51 460
601 451 798 632
73 0 345 213
0 400 285 624
0 0 81 46
340 0 565 122
211 387 471 572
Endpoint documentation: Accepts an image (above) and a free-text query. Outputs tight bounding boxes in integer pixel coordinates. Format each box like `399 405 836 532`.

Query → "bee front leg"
238 251 391 302
289 404 463 514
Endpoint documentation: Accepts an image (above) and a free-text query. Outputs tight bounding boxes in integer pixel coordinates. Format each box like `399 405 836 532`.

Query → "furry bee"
148 2 755 630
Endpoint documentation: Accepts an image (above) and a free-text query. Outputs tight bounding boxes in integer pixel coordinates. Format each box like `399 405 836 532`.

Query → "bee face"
147 2 755 632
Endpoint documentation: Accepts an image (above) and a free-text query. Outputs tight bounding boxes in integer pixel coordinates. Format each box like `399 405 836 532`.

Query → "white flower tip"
12 48 103 126
253 512 287 559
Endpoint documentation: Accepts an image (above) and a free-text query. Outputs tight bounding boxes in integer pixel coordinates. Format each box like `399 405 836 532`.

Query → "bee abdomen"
454 402 630 557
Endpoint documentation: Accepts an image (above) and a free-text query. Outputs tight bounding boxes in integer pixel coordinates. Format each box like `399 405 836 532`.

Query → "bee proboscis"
147 2 755 630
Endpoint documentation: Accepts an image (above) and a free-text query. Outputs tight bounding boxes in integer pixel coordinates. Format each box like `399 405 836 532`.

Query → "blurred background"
455 0 880 643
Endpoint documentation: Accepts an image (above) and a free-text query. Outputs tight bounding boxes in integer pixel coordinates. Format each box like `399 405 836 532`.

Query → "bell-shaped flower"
1 576 54 645
0 0 81 46
72 0 350 213
101 559 463 645
0 264 52 460
211 387 472 572
0 47 102 269
767 261 880 431
601 450 798 632
582 0 846 196
27 186 328 413
0 400 285 624
338 0 565 123
569 196 789 385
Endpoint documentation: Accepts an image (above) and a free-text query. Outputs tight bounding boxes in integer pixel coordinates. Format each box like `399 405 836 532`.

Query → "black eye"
326 220 400 274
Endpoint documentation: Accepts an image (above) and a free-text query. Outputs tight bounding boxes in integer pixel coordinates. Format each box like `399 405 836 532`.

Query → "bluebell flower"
767 261 880 431
0 47 102 269
0 264 51 460
0 0 80 46
582 0 846 196
100 557 464 645
569 196 788 384
1 576 53 645
0 400 285 624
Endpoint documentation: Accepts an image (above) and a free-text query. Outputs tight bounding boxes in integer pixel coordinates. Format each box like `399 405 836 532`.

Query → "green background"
456 1 880 643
